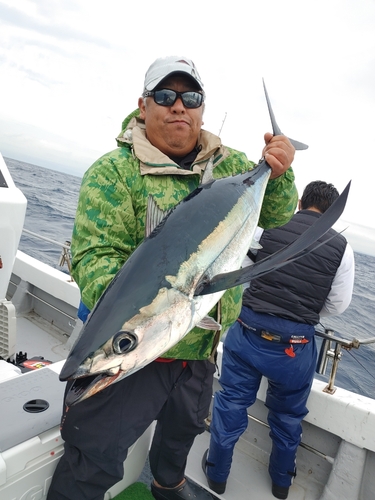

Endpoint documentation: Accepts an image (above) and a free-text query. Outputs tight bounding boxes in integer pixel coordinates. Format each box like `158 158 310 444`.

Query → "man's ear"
138 97 146 120
298 199 302 210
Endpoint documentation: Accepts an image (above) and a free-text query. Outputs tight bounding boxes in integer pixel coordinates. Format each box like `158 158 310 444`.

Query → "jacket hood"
116 109 140 147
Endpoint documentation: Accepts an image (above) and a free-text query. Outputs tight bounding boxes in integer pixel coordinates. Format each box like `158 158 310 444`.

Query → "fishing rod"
218 112 227 137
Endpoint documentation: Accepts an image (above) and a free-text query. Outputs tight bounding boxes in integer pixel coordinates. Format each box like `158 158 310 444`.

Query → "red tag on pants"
284 346 296 358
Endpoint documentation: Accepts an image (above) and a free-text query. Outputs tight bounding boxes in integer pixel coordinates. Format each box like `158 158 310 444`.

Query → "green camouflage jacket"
71 110 298 360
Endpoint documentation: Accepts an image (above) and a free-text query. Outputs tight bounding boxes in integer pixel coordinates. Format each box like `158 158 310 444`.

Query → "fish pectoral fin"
195 181 351 296
197 315 222 331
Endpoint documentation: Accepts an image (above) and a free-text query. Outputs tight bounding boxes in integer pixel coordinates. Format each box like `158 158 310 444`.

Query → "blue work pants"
207 306 317 488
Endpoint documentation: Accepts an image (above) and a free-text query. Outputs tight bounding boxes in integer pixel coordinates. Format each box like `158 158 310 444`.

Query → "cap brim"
145 71 203 91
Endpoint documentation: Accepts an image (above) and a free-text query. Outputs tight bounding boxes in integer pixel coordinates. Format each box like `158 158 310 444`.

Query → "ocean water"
4 156 375 400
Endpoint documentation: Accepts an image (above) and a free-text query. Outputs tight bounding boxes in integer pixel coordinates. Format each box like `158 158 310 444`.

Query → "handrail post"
323 341 342 394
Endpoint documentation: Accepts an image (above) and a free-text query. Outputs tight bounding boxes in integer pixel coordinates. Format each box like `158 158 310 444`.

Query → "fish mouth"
64 372 122 407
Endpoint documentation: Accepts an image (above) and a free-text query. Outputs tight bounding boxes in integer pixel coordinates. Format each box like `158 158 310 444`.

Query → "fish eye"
113 331 138 354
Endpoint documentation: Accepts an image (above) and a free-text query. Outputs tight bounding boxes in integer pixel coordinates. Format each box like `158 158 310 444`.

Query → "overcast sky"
1 0 375 230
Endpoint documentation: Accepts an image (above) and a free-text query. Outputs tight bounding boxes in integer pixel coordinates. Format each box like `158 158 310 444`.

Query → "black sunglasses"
143 89 204 109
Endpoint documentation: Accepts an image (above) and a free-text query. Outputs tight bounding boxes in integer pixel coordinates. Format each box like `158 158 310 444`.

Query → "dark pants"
47 358 215 500
207 307 317 488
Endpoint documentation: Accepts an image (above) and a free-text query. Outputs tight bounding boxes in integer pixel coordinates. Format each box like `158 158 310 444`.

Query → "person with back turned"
202 180 355 499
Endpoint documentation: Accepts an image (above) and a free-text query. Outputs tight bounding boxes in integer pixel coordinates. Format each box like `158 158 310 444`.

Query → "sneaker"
201 449 227 495
272 482 289 499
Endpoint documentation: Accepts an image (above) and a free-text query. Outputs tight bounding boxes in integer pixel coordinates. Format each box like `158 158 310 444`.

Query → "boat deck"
187 430 324 500
15 314 71 363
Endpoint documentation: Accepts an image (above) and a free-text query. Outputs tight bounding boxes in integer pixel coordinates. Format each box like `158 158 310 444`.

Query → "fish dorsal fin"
196 315 222 331
145 195 172 237
200 155 215 185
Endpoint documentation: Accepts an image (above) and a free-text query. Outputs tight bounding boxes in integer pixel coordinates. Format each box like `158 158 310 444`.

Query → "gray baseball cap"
143 56 204 91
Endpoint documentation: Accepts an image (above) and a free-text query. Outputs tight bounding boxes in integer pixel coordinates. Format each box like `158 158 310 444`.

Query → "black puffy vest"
242 210 347 325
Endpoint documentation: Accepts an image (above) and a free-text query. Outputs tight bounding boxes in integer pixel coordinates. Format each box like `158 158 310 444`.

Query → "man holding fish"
47 56 299 500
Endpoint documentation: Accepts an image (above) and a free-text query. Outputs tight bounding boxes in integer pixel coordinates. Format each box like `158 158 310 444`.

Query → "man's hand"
262 133 295 179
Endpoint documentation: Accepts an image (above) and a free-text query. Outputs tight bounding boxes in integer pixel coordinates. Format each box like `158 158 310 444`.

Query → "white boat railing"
21 228 72 275
315 328 375 394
